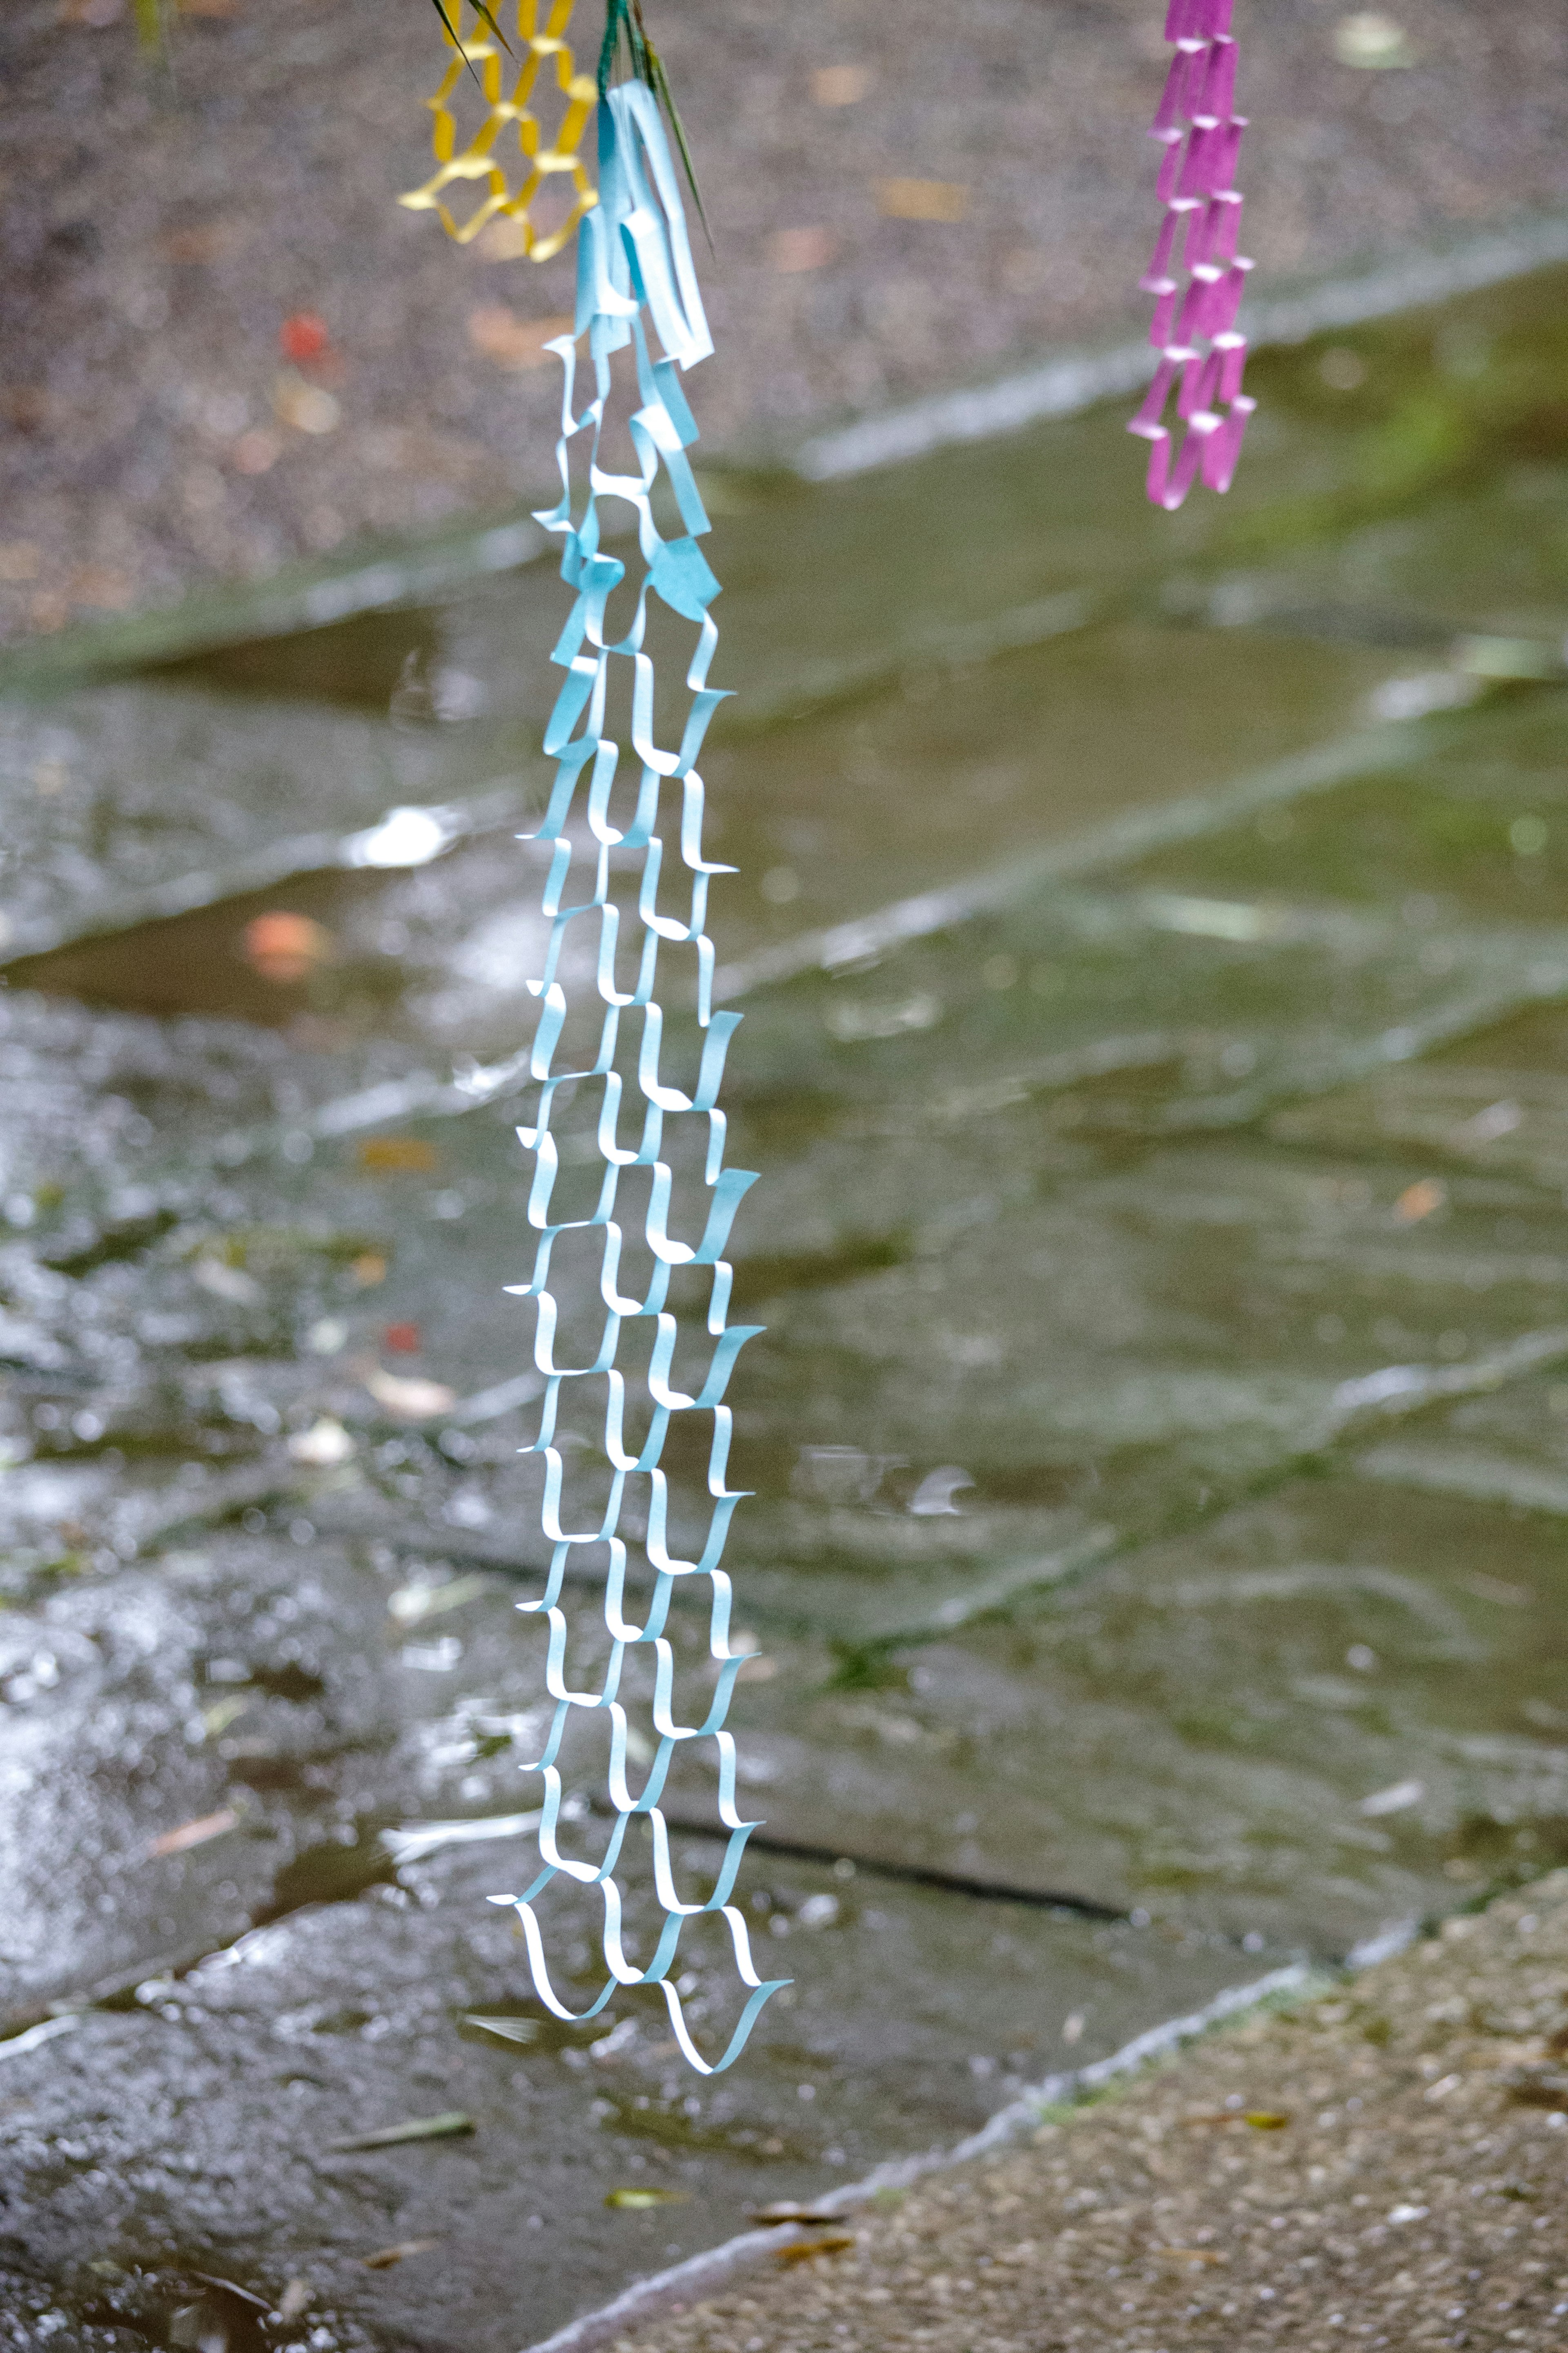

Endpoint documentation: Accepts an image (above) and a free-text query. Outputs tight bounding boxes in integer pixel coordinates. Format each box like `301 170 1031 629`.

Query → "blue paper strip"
486 82 789 2074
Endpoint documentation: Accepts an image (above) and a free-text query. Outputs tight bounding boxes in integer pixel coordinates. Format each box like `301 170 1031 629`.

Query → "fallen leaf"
280 312 330 365
769 227 835 274
1465 1573 1531 1607
189 2273 269 2311
1360 1778 1424 1818
811 63 870 105
605 2186 689 2210
875 178 967 223
192 1255 263 1306
776 2233 855 2264
363 2238 441 2270
384 1321 421 1354
366 1368 458 1421
242 911 334 984
1333 11 1415 68
69 565 131 611
1183 2106 1290 2130
231 428 281 475
461 2014 542 2047
356 1137 438 1175
1506 2075 1568 2110
274 372 340 435
200 1694 251 1737
161 223 239 265
327 2110 474 2152
277 2279 313 2321
401 1636 462 1672
287 1417 355 1468
351 1251 388 1287
3 389 48 433
149 1807 238 1858
467 307 575 369
1394 1178 1445 1223
1457 1098 1522 1145
388 1574 489 1625
750 2201 842 2226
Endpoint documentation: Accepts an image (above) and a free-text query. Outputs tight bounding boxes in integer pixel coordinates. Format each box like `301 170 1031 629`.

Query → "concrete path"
619 1873 1568 2353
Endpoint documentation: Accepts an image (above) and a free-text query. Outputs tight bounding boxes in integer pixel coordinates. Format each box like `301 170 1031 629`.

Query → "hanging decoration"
404 5 787 2075
1127 0 1255 509
399 0 599 254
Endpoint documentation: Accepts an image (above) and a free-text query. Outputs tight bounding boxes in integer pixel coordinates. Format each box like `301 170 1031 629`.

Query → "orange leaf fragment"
467 308 575 370
280 312 330 365
149 1807 238 1857
242 912 334 984
363 2239 440 2270
356 1138 438 1175
811 64 870 105
875 178 968 222
776 2233 855 2265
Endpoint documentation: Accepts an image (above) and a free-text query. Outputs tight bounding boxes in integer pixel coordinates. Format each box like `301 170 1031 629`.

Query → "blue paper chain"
488 84 789 2074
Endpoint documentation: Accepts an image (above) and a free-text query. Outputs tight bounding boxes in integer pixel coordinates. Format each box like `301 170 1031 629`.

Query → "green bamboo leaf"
467 0 517 57
595 0 711 248
648 44 712 252
598 0 632 97
427 0 484 87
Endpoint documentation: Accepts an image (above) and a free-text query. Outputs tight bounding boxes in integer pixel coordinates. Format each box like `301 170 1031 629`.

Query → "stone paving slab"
3 0 1568 641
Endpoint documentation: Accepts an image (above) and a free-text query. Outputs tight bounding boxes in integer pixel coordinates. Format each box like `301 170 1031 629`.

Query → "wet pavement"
0 265 1567 2349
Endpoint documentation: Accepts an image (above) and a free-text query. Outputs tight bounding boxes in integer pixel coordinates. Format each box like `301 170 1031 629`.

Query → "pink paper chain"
1127 0 1255 509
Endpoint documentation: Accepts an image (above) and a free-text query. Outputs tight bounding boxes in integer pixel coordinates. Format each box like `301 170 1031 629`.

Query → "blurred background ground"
1 0 1566 643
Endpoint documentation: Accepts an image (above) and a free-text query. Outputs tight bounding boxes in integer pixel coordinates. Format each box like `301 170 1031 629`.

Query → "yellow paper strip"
399 0 598 256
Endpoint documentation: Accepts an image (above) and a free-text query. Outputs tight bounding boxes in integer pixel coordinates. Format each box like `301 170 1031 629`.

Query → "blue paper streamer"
487 83 789 2074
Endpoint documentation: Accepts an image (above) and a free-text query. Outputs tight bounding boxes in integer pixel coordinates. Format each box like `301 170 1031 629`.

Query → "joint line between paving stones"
793 207 1568 480
850 1323 1568 1652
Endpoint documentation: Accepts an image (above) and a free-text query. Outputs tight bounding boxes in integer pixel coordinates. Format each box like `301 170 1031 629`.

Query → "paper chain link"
399 0 599 254
481 84 790 2074
1127 0 1255 509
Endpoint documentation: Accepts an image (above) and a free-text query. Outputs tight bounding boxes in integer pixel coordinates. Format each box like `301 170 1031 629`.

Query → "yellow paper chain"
398 0 598 255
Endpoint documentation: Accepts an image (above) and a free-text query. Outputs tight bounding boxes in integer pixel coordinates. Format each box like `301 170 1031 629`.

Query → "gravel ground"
1 0 1566 642
620 1874 1568 2353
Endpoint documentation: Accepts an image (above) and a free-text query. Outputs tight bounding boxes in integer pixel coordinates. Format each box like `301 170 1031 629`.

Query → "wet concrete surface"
0 268 1566 2346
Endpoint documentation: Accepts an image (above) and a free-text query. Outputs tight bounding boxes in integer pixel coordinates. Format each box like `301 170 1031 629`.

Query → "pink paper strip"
1128 5 1254 508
